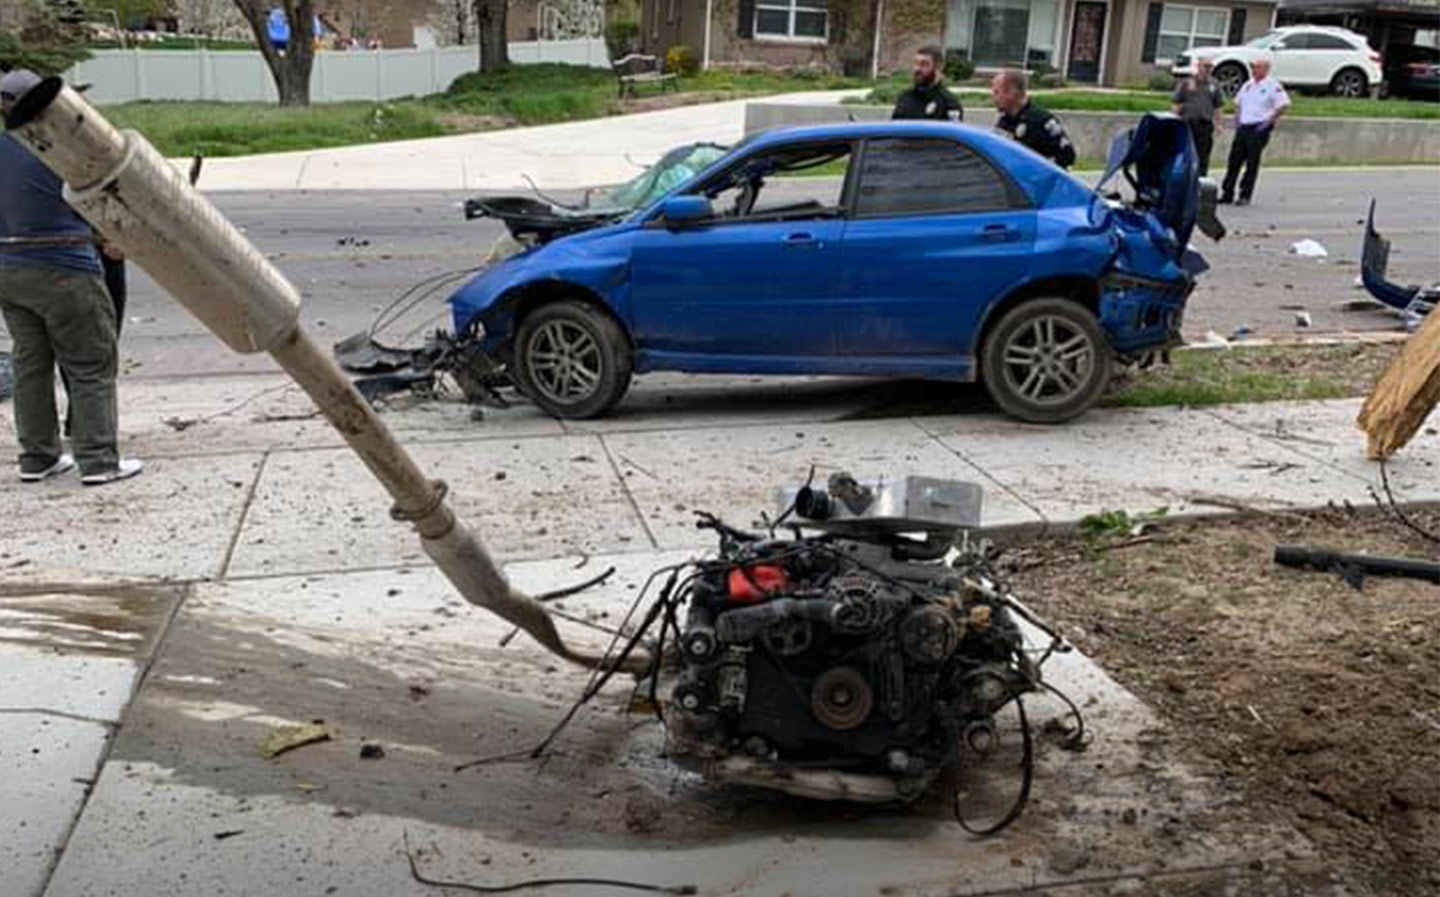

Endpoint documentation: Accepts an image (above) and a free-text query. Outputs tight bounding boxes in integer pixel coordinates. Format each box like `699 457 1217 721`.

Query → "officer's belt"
0 235 96 252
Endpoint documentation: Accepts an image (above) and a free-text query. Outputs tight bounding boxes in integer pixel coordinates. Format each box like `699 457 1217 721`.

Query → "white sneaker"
19 454 75 482
81 458 144 486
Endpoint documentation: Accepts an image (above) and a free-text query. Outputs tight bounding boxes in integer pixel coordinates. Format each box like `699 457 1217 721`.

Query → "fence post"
133 50 146 101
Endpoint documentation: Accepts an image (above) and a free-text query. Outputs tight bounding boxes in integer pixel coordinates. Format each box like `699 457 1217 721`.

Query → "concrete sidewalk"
2 376 1436 896
189 90 864 193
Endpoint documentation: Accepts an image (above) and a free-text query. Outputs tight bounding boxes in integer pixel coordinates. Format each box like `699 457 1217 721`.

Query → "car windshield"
594 143 729 213
1246 31 1280 47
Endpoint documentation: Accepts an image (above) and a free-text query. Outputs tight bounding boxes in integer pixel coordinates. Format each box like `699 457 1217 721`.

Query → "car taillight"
1370 51 1383 64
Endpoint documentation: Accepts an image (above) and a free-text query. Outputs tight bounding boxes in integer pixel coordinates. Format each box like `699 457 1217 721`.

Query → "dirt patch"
611 89 762 114
1004 506 1440 896
435 111 510 132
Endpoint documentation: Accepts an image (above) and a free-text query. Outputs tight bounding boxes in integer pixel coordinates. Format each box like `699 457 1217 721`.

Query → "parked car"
1383 43 1440 100
1172 25 1383 97
446 117 1223 424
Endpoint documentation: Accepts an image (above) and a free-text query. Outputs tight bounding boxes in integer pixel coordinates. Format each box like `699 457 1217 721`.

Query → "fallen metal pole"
5 77 646 674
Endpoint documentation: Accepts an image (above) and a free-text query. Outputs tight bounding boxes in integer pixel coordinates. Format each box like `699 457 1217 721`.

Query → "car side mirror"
661 195 713 227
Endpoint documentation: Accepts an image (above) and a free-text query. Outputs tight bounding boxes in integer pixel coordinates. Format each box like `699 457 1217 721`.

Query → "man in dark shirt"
1 69 142 485
1172 58 1224 177
892 45 963 122
990 70 1076 169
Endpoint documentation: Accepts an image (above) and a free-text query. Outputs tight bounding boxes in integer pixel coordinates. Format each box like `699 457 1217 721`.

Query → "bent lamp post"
4 77 645 674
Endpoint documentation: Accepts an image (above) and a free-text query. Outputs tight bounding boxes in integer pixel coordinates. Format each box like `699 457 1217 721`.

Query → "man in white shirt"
1220 57 1290 206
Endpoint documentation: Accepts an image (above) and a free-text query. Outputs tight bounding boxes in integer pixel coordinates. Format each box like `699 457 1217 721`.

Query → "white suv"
1172 26 1383 98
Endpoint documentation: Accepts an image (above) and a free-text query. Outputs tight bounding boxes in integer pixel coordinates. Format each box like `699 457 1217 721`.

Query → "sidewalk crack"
218 450 271 581
599 435 659 550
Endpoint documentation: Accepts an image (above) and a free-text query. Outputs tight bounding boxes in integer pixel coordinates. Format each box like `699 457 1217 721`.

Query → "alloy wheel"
1334 71 1366 97
526 319 603 404
997 314 1096 407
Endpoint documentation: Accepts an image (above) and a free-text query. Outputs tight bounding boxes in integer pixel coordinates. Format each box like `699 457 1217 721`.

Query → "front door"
1067 1 1107 84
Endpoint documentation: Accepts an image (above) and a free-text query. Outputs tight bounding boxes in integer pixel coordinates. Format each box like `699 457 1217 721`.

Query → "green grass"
1103 345 1371 408
96 63 892 157
87 37 256 51
852 85 1440 120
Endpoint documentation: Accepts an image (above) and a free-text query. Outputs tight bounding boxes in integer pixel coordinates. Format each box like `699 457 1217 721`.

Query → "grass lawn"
1104 341 1397 408
87 37 256 51
855 83 1440 120
100 63 890 158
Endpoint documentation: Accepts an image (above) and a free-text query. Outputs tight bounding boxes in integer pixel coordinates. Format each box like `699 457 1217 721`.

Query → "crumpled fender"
447 226 636 344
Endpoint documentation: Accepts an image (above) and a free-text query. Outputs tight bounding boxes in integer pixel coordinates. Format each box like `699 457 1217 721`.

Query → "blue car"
449 115 1222 423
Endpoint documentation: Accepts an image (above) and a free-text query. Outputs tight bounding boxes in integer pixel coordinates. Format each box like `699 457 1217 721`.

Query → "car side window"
1308 34 1356 50
698 141 854 223
855 138 1017 218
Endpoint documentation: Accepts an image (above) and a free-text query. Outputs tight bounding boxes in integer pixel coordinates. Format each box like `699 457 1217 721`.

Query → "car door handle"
980 224 1019 242
783 232 822 249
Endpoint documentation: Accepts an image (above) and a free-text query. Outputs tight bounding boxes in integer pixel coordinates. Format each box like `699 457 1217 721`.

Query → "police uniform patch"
1015 123 1028 138
1044 118 1062 136
926 101 937 115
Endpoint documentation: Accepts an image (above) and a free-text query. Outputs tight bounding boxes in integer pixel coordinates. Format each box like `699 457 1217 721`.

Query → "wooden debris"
260 723 331 759
1359 309 1440 459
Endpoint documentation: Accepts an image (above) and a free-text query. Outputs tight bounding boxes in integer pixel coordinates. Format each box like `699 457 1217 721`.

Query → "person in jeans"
1172 57 1224 177
1220 57 1290 206
0 69 142 485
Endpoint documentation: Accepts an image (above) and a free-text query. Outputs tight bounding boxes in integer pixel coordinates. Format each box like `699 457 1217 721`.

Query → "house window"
1156 5 1229 64
755 0 828 41
945 0 1062 70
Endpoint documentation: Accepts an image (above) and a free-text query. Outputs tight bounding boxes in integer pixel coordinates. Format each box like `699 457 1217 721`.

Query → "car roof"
1273 24 1364 36
740 121 1022 158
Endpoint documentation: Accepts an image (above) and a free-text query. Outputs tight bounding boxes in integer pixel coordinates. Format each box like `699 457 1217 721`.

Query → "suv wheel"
1214 62 1247 97
980 298 1113 424
1331 68 1368 97
512 300 633 419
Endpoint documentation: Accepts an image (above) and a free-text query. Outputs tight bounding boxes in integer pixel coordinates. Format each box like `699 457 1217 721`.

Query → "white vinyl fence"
65 40 610 105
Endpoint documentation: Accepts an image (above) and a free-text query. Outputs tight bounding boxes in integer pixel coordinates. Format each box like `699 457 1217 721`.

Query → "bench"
612 53 679 99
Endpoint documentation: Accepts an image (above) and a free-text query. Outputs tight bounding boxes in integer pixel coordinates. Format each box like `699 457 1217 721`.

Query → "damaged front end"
1362 199 1435 330
1095 114 1225 356
335 143 729 402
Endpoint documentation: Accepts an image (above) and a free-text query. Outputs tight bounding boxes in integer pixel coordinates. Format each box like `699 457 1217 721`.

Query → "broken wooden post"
1358 311 1440 460
5 76 646 674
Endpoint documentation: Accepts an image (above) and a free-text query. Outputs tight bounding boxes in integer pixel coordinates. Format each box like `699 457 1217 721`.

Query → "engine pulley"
811 666 874 730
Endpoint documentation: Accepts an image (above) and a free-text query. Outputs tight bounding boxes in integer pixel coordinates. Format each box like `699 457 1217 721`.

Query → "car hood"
1097 113 1224 254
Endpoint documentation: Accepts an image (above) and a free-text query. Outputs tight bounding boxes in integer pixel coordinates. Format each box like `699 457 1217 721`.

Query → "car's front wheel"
1214 62 1247 97
980 298 1113 424
1331 68 1369 97
512 300 633 419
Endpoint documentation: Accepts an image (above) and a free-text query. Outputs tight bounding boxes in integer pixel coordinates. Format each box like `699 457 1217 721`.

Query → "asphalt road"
4 168 1437 380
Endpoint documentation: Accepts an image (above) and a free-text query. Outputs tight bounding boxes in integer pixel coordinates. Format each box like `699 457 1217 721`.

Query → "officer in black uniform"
990 70 1076 169
891 45 963 122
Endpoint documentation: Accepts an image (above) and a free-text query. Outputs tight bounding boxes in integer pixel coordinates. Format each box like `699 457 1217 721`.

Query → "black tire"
1214 62 1247 98
980 298 1113 424
1331 67 1368 98
511 300 633 419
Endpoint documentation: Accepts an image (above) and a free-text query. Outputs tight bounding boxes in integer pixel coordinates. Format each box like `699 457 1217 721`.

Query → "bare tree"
231 0 314 105
172 0 248 39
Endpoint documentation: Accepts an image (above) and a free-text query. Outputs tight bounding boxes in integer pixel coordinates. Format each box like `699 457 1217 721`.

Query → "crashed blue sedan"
449 115 1222 423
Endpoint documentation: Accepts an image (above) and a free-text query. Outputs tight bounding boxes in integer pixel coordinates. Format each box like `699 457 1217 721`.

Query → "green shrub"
1147 73 1177 92
605 19 640 59
665 44 699 75
943 50 975 83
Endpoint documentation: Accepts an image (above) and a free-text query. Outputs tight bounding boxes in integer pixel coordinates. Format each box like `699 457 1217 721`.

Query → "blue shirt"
0 133 102 275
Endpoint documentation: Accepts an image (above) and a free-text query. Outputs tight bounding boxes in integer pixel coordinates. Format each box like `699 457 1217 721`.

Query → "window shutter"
1141 3 1164 64
1227 8 1247 46
738 0 755 38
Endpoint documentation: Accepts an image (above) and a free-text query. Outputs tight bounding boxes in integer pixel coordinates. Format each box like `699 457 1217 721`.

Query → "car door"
1268 33 1312 84
833 136 1036 367
628 142 851 363
1307 32 1360 85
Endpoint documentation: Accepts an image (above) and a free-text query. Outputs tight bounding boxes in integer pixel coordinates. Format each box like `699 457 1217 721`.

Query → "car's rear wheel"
1214 62 1247 97
512 300 632 419
980 298 1113 424
1331 68 1369 98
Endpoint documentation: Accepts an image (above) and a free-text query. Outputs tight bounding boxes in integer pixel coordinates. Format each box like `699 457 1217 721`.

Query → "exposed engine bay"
534 474 1082 833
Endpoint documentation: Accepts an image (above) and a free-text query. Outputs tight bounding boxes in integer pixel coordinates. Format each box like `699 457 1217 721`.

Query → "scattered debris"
1229 323 1252 340
336 236 371 248
1290 238 1329 258
402 831 697 895
622 794 665 834
359 743 386 760
1293 311 1312 328
1274 543 1440 588
212 830 244 841
497 566 617 648
260 723 332 759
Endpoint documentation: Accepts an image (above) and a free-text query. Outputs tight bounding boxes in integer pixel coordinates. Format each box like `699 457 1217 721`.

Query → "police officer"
990 69 1076 169
1172 57 1224 177
892 45 963 122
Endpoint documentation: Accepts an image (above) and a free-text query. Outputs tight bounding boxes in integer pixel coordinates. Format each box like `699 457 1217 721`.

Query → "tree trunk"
232 0 316 106
1358 308 1440 460
474 0 508 74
